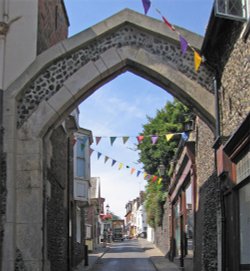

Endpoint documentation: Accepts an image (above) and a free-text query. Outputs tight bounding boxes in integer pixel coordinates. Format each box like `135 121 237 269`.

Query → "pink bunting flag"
142 0 151 15
95 137 101 145
110 137 117 146
89 148 94 156
162 16 175 31
137 135 144 144
130 168 136 175
179 35 188 55
151 136 158 145
72 137 77 146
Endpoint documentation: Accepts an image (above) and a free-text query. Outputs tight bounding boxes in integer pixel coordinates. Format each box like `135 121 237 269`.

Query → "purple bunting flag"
142 0 151 15
136 171 141 177
179 35 188 55
151 136 158 145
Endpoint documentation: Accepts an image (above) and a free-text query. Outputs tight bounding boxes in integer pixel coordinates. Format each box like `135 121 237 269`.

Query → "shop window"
185 184 193 256
76 137 86 178
236 150 250 184
239 182 250 266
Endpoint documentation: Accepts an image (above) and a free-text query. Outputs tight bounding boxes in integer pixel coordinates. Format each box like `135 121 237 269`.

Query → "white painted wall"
0 0 38 89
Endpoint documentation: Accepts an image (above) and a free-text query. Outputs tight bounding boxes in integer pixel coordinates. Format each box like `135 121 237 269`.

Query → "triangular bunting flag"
194 50 202 72
110 137 117 146
179 35 188 55
95 137 102 145
137 171 141 177
151 136 158 145
166 134 174 141
162 16 175 31
122 136 129 144
111 160 117 167
152 175 158 182
142 0 151 15
158 177 163 184
130 168 136 175
89 148 94 156
118 163 123 170
182 132 189 141
97 152 102 160
104 156 109 163
137 135 144 144
143 172 148 179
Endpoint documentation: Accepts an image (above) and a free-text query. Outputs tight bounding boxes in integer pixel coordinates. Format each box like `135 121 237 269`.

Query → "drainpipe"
214 75 221 139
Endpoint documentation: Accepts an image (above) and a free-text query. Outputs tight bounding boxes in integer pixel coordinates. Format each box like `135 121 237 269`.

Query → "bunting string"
141 0 203 72
90 147 164 184
92 132 188 146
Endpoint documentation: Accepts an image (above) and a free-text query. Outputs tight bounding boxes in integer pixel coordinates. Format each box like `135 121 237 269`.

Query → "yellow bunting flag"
143 172 148 179
194 51 202 72
130 168 136 175
118 163 123 170
165 134 174 141
158 177 163 184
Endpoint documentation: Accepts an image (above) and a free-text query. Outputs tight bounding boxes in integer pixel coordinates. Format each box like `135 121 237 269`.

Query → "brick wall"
47 126 69 271
37 0 69 55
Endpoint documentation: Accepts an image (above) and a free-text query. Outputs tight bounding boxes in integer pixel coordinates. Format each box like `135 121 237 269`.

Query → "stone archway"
2 9 215 270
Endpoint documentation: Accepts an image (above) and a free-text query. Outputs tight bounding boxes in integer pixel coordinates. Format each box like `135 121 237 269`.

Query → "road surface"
92 239 156 271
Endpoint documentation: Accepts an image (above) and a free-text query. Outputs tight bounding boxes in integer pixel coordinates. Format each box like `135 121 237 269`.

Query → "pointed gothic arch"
2 9 216 271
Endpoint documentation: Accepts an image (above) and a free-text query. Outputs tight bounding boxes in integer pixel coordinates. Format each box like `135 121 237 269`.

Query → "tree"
138 99 191 227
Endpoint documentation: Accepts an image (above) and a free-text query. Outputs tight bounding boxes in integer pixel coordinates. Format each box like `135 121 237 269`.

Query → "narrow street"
92 239 156 271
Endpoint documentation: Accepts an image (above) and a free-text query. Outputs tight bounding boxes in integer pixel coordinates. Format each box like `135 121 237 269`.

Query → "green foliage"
138 99 191 228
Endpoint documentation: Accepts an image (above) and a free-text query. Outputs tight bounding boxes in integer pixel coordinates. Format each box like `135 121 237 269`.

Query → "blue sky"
64 0 214 218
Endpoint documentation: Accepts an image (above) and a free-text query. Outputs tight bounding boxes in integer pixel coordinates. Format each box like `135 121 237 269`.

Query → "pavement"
73 238 180 271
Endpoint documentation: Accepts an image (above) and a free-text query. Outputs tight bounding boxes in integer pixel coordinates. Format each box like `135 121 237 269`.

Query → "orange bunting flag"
137 135 144 144
130 168 136 175
194 50 202 72
118 163 123 170
165 134 174 141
